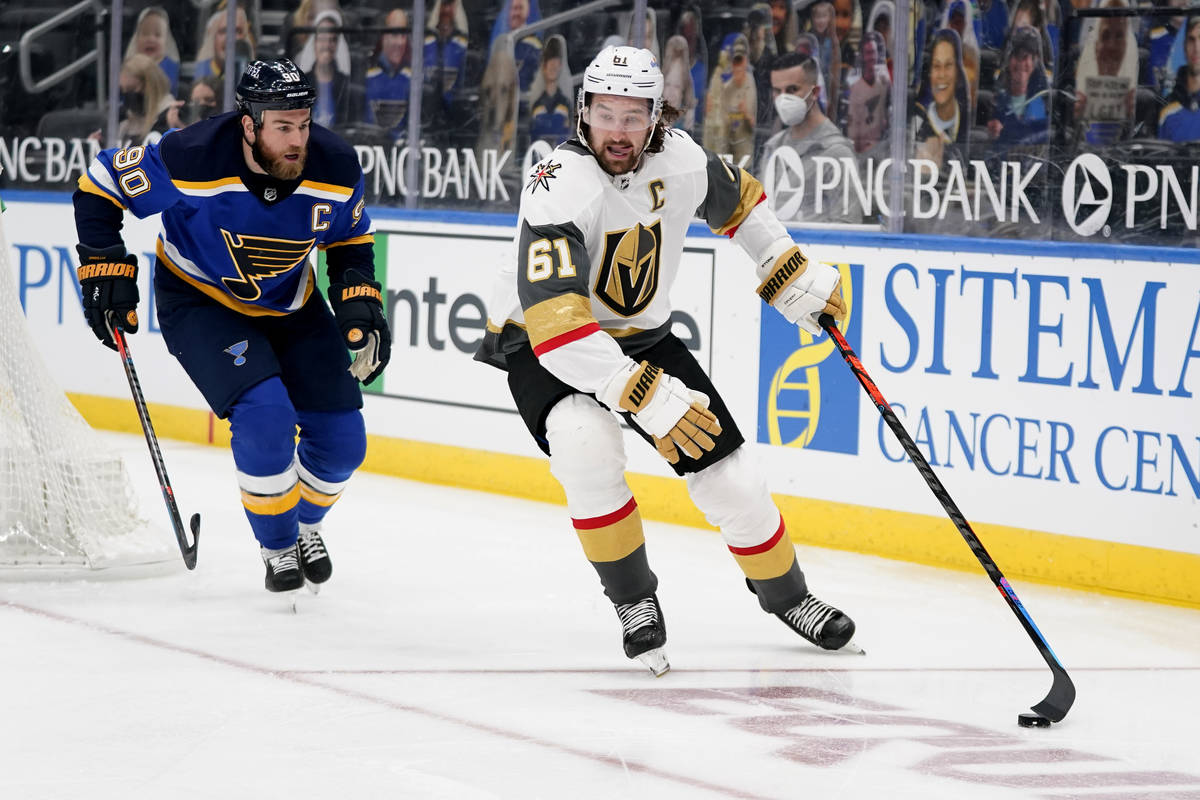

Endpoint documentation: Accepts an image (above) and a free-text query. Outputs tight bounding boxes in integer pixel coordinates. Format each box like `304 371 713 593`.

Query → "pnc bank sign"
1061 151 1200 237
758 146 1200 238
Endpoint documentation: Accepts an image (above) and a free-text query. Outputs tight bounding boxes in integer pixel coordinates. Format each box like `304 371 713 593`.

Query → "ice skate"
615 594 670 676
262 543 304 610
297 524 332 592
777 592 864 653
745 579 863 653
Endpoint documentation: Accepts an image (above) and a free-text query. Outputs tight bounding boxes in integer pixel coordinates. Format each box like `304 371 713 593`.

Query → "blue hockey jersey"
75 112 374 316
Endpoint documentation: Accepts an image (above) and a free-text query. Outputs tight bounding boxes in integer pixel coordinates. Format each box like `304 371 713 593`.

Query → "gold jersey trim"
713 169 765 236
524 293 598 350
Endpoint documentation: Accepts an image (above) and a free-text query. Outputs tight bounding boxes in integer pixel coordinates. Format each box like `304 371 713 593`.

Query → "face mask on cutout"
774 88 814 127
121 91 146 116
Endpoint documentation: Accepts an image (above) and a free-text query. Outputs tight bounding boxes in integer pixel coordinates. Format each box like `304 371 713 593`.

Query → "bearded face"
246 108 311 180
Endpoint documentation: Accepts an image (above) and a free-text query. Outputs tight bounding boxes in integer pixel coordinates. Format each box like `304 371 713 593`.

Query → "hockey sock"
295 408 366 525
573 498 658 604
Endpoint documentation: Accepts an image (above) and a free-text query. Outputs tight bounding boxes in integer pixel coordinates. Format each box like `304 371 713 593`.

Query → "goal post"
0 199 171 570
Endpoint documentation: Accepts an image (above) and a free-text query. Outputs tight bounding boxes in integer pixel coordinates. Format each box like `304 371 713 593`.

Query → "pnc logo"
762 148 807 221
1061 153 1112 237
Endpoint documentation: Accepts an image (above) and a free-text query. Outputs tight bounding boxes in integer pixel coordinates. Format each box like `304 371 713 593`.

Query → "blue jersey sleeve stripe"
80 161 126 208
320 233 375 250
77 172 127 209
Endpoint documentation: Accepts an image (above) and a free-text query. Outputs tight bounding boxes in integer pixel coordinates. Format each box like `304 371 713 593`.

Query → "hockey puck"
1017 712 1052 728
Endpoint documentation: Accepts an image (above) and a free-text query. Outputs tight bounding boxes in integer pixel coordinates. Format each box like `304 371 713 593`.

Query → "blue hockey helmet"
235 58 315 126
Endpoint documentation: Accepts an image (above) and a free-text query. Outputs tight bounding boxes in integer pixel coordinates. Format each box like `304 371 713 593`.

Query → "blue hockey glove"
328 268 391 385
76 244 139 351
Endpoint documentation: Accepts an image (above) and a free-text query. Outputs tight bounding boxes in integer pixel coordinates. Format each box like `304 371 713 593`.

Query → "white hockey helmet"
576 45 664 140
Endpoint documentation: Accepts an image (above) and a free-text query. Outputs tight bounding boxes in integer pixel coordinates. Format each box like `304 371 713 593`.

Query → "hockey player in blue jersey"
72 58 392 596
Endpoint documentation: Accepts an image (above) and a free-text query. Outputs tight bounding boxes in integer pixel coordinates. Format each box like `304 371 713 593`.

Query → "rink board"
5 193 1199 605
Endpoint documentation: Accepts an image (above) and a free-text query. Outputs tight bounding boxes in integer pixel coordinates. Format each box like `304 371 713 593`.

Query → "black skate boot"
777 593 860 652
746 579 862 653
261 543 304 592
297 525 332 586
615 594 670 676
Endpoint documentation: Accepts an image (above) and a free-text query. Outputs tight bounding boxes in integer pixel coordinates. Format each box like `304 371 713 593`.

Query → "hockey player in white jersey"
475 45 859 675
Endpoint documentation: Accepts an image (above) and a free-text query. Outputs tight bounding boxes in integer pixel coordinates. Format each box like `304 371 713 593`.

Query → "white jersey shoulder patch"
521 145 603 226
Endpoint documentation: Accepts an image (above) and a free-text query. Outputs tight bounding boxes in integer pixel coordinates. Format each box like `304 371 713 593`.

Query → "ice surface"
2 434 1198 799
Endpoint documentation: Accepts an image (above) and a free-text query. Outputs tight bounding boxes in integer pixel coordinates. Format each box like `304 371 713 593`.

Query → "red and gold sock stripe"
728 515 796 580
572 497 645 563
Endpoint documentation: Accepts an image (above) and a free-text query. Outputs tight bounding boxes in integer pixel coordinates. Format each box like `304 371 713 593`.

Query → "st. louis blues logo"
219 229 315 302
224 340 249 366
527 160 561 193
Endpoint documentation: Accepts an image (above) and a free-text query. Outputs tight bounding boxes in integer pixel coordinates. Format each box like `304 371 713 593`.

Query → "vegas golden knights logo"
595 220 662 317
219 230 316 301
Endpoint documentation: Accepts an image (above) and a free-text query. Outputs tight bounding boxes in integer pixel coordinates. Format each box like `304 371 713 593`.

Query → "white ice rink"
3 433 1199 799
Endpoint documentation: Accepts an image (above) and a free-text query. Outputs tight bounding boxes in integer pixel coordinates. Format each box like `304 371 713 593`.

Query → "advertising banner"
6 196 1197 558
758 243 1200 554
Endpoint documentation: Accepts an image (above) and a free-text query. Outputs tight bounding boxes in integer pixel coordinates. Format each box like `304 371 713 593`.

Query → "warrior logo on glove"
76 244 140 351
604 360 723 464
755 244 847 333
756 248 808 305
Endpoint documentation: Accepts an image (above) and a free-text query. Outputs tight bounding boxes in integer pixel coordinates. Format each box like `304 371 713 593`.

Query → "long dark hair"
646 100 682 153
918 28 971 136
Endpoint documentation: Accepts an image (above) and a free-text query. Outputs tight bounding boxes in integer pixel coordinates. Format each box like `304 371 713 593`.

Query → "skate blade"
838 638 866 655
306 580 321 596
636 647 671 677
274 587 303 613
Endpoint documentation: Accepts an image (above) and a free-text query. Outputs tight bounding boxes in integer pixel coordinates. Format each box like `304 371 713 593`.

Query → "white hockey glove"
755 242 846 334
599 360 723 464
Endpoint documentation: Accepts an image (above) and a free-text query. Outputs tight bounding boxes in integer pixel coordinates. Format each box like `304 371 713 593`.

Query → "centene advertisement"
758 244 1200 554
370 220 717 413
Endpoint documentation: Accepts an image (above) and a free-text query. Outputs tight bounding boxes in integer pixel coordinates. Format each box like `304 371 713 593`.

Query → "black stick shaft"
110 322 199 570
817 314 1074 721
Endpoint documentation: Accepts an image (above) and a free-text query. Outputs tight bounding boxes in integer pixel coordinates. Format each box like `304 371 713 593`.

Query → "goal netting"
0 204 170 569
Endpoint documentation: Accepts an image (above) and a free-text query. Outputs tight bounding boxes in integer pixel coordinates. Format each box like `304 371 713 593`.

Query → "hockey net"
0 206 169 569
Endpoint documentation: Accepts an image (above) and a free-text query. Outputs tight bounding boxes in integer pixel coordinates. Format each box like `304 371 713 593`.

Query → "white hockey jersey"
475 128 768 395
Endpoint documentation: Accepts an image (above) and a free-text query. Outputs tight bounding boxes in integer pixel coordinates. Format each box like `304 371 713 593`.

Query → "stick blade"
179 513 200 570
1031 664 1076 722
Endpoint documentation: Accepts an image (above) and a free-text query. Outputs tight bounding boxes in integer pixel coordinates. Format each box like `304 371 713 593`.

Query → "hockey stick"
108 315 200 570
818 313 1075 723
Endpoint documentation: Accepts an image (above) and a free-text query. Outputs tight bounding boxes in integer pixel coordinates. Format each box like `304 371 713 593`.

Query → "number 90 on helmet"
576 45 664 133
235 58 316 127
